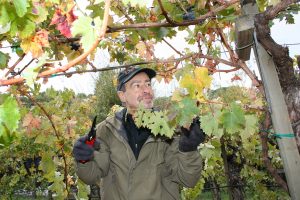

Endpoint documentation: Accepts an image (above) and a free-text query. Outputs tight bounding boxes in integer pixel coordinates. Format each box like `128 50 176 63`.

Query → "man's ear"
117 91 126 103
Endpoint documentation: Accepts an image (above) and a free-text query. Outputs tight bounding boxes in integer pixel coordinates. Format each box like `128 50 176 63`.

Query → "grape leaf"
199 143 217 159
50 8 77 38
175 97 200 127
13 0 29 17
134 107 175 138
30 2 48 23
71 16 102 52
48 172 64 198
40 152 56 181
77 179 89 199
22 53 47 87
0 4 10 26
0 51 9 69
0 96 21 137
147 111 175 138
179 67 212 100
21 29 49 58
201 111 223 138
240 115 258 143
220 102 245 134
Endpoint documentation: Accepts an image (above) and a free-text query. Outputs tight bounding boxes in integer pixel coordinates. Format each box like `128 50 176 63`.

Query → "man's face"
118 72 154 114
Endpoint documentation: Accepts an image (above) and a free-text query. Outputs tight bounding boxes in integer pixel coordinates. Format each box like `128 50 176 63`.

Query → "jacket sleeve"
75 122 110 185
165 137 202 188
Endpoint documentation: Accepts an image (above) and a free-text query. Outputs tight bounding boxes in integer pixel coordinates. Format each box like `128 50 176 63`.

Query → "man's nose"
142 85 152 94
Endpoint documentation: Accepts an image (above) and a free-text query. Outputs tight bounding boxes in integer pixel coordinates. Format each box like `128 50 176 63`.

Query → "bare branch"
162 38 183 56
48 53 237 78
264 0 300 20
107 0 239 32
254 0 299 91
5 54 25 77
17 59 35 76
157 0 178 25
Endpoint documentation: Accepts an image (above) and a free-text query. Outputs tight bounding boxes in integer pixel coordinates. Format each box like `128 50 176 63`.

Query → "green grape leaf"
13 0 29 17
0 96 21 137
0 5 10 25
77 179 89 199
71 16 102 52
22 65 39 88
240 115 258 143
87 3 105 18
134 107 147 128
134 107 175 138
149 27 170 40
22 53 47 87
48 172 64 198
11 18 35 38
220 102 245 134
201 111 223 138
176 98 200 127
35 134 57 145
20 19 35 38
0 51 9 69
200 143 217 159
40 152 56 181
147 111 175 138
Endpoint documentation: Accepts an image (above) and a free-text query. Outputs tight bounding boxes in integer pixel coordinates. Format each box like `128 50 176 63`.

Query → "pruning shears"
85 116 97 147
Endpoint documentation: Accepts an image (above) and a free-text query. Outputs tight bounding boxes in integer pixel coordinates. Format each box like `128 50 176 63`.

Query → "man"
73 66 205 200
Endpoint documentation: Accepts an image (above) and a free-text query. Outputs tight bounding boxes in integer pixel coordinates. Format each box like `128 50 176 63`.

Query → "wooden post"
235 2 300 199
253 34 300 200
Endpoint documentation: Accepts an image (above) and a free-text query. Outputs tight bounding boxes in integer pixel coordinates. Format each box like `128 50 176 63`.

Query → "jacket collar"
105 108 128 141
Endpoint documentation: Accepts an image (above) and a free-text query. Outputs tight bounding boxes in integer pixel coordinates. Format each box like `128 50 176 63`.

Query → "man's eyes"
132 82 151 89
133 83 140 88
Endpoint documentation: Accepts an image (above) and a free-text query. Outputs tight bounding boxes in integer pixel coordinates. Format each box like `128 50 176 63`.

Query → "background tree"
94 70 121 122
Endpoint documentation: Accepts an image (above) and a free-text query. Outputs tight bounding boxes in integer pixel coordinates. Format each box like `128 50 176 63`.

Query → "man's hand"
179 117 205 152
73 135 99 162
73 117 100 162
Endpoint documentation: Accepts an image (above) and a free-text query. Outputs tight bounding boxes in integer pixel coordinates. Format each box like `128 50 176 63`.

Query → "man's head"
117 66 156 114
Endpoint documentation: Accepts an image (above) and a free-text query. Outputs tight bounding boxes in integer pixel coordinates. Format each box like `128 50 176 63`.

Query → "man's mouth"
138 96 153 101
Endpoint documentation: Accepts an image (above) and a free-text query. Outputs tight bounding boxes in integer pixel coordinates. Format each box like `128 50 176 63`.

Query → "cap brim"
122 67 156 85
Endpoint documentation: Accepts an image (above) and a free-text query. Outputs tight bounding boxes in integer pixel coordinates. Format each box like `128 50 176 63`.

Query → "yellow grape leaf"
179 67 211 101
179 73 194 95
21 29 49 58
194 67 212 89
135 41 147 58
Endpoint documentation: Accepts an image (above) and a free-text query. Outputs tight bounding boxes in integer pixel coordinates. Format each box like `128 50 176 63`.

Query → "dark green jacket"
76 110 202 200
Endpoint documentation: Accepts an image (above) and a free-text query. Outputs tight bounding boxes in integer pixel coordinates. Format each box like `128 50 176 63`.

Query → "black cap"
117 66 156 91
